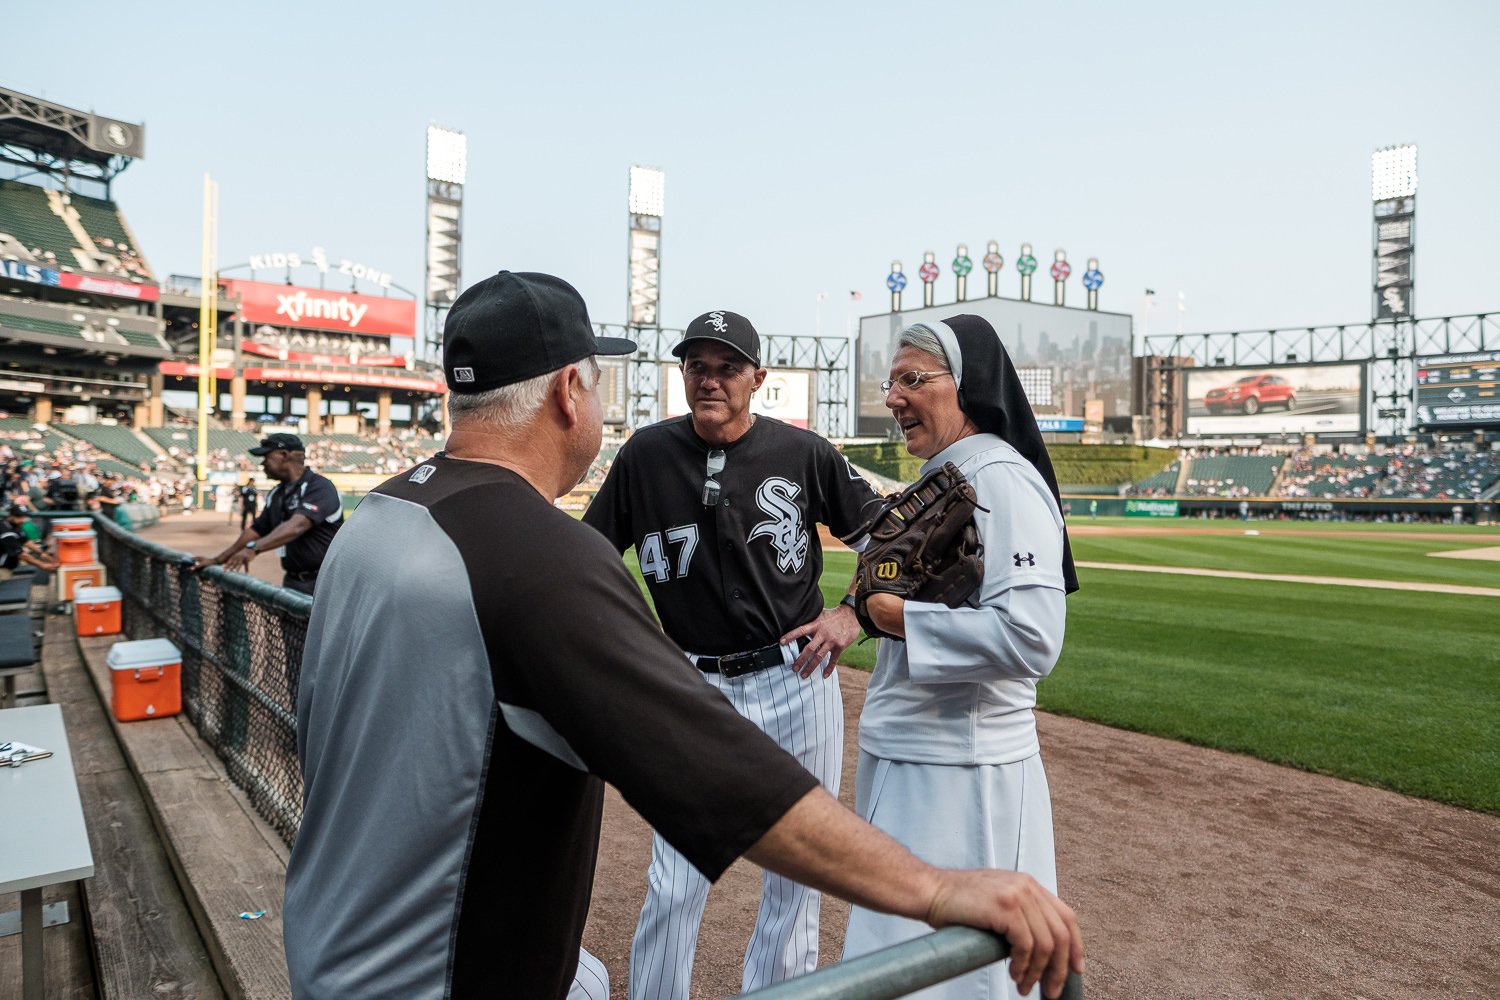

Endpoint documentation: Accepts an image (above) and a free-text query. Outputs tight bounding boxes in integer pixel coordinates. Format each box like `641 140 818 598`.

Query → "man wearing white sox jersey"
584 309 882 998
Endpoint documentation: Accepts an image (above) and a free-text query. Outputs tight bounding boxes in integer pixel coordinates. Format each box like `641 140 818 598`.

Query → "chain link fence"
92 513 309 847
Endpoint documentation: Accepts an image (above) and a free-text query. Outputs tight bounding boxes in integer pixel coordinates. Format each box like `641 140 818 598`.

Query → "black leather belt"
285 570 319 582
696 638 807 679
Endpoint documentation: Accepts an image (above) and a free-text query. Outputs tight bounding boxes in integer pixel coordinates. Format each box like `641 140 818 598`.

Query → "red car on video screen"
1203 373 1296 415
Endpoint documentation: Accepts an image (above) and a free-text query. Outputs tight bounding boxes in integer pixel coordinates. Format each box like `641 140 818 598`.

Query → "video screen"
856 298 1133 437
1414 352 1500 428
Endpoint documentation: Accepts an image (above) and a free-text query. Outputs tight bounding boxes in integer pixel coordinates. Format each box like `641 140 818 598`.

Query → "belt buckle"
719 650 756 679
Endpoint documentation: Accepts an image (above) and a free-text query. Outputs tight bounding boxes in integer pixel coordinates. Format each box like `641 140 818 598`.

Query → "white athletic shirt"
858 433 1068 765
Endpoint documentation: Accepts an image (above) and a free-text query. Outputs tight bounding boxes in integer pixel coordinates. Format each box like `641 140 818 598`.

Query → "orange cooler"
52 517 93 533
57 529 98 564
106 638 182 721
58 563 106 601
74 585 123 636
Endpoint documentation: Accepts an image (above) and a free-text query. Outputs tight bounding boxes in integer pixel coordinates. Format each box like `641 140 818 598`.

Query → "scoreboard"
1414 351 1500 428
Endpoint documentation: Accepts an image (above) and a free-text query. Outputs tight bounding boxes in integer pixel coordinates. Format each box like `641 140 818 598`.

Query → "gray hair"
449 356 600 429
897 324 948 367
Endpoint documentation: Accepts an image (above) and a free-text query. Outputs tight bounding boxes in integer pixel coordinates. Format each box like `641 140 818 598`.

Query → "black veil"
939 314 1080 594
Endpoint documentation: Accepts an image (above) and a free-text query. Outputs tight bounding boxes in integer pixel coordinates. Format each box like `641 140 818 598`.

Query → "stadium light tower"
425 124 466 363
628 165 665 329
1371 144 1416 321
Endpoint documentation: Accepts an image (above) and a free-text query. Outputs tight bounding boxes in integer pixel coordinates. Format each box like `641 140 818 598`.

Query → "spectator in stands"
191 434 343 596
1 505 58 579
44 468 84 511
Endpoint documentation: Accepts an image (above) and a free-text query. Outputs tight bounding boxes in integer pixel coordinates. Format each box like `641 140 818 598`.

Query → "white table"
0 704 95 1000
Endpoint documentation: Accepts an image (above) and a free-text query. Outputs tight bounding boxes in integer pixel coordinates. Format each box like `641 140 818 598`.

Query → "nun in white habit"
842 314 1080 1000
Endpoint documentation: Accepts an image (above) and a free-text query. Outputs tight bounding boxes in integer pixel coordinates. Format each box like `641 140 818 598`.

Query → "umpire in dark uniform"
192 433 343 596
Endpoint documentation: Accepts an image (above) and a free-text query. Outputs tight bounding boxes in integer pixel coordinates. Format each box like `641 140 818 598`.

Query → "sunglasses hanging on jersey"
702 449 726 507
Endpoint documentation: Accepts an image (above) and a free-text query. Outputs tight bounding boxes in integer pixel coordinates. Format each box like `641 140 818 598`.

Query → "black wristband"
839 593 857 610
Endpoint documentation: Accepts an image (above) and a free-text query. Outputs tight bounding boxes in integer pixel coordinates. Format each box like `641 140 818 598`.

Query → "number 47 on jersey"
638 525 700 583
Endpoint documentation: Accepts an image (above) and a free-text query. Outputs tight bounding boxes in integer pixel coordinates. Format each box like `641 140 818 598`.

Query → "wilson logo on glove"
851 462 986 640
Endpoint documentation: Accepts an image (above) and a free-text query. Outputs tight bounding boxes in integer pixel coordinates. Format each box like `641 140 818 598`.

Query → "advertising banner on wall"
220 279 416 338
0 259 160 301
662 366 812 428
241 367 444 393
1184 363 1365 435
1414 351 1500 428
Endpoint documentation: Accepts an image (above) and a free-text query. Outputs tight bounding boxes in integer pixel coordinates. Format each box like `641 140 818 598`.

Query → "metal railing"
91 512 309 846
740 927 1082 999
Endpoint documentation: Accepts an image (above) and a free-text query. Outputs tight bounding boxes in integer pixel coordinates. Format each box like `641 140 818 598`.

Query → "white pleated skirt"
842 751 1056 1000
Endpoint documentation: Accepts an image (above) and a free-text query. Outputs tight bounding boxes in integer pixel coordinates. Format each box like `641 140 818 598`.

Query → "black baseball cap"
672 311 762 367
444 271 636 393
249 433 305 455
5 504 29 518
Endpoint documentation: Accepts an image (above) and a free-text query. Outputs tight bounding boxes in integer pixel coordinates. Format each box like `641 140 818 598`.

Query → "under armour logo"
409 465 436 484
707 311 729 333
1013 552 1035 567
453 367 475 382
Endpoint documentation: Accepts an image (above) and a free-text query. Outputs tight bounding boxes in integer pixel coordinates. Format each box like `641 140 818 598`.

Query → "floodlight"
629 165 665 217
1371 144 1417 201
426 125 468 185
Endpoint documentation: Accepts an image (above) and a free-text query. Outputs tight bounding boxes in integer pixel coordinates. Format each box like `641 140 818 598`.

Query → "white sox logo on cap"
707 311 729 333
453 367 475 382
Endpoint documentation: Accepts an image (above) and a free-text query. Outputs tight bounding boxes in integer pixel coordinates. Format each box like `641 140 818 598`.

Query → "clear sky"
6 0 1497 348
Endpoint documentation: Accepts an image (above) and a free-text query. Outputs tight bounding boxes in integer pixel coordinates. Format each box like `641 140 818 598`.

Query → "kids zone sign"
219 278 416 338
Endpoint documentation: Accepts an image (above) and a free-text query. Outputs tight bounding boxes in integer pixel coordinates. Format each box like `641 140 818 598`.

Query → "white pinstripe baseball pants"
628 646 843 1000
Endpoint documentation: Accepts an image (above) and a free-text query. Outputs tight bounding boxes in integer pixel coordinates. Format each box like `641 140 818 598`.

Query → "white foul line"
1074 562 1500 598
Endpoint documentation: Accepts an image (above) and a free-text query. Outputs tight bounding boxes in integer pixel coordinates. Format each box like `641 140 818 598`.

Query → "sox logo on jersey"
748 477 809 573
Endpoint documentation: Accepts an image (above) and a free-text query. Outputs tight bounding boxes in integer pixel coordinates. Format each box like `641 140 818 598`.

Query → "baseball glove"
852 462 985 640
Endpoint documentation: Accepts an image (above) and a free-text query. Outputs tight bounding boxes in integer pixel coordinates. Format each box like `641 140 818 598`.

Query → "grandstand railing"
92 512 308 846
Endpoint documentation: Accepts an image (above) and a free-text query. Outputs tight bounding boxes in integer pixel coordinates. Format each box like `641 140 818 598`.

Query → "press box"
57 529 98 564
74 585 123 636
106 638 182 722
58 562 106 601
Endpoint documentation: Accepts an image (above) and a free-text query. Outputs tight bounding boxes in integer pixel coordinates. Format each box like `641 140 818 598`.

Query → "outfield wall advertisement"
1184 363 1365 435
1414 351 1500 428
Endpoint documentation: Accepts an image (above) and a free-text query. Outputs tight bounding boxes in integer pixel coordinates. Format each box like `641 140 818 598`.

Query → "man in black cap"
584 309 882 1000
191 432 343 596
283 273 1085 1000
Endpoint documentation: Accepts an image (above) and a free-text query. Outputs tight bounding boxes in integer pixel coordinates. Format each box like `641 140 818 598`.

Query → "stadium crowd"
1127 444 1500 501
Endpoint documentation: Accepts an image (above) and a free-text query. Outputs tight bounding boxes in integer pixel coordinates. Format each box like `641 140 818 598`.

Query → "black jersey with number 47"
584 416 880 656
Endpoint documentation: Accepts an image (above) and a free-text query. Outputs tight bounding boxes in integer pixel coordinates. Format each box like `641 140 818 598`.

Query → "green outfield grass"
1069 528 1500 589
1047 570 1498 812
621 527 1499 813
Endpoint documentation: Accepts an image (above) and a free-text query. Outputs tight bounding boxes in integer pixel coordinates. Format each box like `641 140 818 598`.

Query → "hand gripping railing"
737 926 1082 1000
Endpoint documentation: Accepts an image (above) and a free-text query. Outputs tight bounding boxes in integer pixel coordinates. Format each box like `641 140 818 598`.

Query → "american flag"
849 290 863 300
